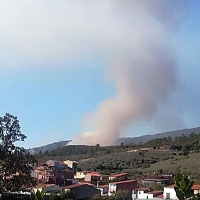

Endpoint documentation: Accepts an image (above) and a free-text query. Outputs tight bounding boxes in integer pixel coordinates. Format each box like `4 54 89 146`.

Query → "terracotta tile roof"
45 184 56 187
156 194 164 198
147 190 163 196
64 183 82 189
192 185 200 190
110 180 137 185
110 173 128 177
136 187 149 191
65 182 96 189
88 172 101 177
98 185 109 188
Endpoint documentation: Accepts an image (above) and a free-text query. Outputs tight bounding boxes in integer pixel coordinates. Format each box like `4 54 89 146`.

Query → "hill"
27 127 200 154
27 140 71 154
116 127 200 145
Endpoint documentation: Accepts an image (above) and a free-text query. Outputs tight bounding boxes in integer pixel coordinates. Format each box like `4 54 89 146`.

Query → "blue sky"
0 1 200 148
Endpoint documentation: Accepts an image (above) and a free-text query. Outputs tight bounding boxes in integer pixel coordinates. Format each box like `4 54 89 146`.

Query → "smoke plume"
70 1 181 145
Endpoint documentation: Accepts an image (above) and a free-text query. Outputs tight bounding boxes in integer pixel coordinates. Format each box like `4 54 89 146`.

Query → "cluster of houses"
31 160 200 199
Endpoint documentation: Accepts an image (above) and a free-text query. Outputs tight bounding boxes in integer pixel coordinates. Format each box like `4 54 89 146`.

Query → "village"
30 159 200 200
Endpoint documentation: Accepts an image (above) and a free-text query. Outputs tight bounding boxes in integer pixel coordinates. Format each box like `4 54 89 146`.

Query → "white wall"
132 190 153 199
31 170 39 178
163 187 178 199
108 184 116 196
97 186 109 196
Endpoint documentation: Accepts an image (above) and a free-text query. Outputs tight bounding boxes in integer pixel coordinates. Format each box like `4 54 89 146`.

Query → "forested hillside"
116 127 200 145
28 127 200 154
35 132 200 181
27 140 71 154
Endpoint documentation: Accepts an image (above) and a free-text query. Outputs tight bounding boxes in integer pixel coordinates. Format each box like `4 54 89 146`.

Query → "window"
166 193 170 199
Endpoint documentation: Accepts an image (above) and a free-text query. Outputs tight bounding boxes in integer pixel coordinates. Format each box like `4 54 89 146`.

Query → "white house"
132 188 163 199
97 185 109 196
108 180 138 196
163 184 178 199
133 190 154 199
164 184 200 199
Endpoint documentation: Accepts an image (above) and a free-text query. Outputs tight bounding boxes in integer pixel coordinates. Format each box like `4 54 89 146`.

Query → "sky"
0 0 200 148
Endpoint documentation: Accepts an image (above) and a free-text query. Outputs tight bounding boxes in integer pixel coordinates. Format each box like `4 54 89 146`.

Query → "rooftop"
165 184 200 190
147 190 163 197
110 180 137 185
192 185 200 190
110 172 128 177
135 187 149 191
98 185 109 188
156 194 164 199
64 182 96 189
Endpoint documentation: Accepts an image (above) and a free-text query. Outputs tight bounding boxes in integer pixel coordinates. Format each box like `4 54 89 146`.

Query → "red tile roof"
98 185 109 188
136 187 149 191
65 183 83 189
165 184 200 191
156 194 164 199
110 180 137 185
147 190 163 196
65 182 96 189
110 173 128 177
88 172 101 177
192 185 200 190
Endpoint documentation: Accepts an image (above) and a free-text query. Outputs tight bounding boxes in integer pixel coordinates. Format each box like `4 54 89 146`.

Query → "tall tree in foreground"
0 113 37 196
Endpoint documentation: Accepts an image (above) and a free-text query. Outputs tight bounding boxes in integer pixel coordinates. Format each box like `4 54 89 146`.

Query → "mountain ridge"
28 127 200 153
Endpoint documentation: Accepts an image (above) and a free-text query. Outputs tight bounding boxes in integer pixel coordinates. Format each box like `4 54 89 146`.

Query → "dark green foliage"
49 191 75 200
60 191 75 200
30 187 45 200
174 172 196 200
0 113 37 195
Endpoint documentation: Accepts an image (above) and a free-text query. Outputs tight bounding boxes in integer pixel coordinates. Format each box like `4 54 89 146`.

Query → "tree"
0 113 37 196
174 172 195 200
60 190 75 199
30 187 45 200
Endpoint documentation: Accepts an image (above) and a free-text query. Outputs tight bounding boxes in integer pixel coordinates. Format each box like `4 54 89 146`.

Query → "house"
84 172 109 184
163 184 178 199
48 177 72 187
109 172 128 181
132 187 150 199
76 171 90 179
53 170 74 179
97 185 109 196
63 160 78 173
34 184 62 193
64 183 101 200
164 184 200 199
132 188 163 199
108 180 138 196
142 177 172 185
192 184 200 194
31 169 46 180
46 160 66 170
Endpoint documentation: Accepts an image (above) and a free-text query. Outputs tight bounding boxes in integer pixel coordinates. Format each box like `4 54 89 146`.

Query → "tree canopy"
0 113 37 195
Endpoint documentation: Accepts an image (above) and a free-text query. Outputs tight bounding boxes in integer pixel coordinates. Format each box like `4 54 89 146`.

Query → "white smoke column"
70 1 180 145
